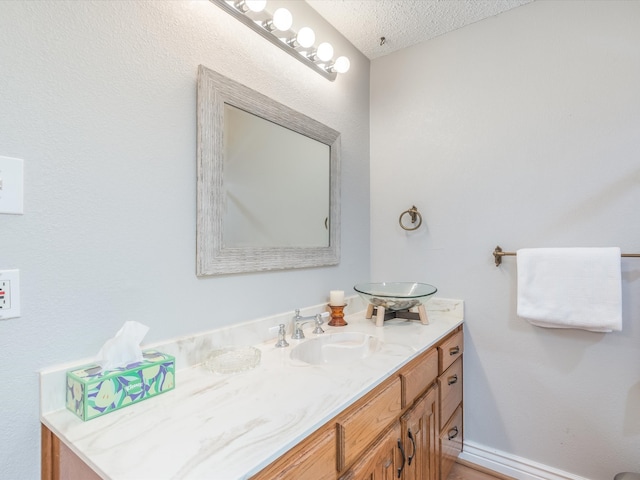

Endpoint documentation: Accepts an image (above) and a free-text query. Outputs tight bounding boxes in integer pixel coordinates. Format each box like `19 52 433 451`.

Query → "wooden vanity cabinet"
437 330 463 480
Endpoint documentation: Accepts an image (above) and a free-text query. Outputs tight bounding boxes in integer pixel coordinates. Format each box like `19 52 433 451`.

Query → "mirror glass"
223 104 330 248
196 65 341 275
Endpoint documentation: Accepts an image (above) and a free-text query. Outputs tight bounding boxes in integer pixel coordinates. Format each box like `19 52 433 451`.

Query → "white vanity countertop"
40 298 463 480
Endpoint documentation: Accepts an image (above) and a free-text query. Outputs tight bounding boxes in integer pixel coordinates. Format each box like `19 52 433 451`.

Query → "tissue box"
66 350 175 421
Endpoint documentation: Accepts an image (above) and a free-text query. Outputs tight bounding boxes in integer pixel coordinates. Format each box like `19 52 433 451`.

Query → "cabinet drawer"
439 405 463 480
337 377 402 471
438 357 462 427
251 424 336 480
438 330 463 374
401 347 438 408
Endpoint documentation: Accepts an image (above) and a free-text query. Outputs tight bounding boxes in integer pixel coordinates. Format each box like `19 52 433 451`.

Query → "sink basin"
354 282 437 312
290 332 382 365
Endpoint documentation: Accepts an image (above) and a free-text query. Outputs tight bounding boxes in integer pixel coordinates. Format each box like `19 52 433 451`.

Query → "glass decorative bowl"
204 346 261 374
353 282 437 312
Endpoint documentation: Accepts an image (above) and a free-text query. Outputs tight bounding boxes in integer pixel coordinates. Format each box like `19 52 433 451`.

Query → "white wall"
0 1 370 477
371 1 640 478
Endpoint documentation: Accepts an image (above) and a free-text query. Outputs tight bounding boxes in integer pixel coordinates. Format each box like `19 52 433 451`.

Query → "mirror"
223 104 330 248
196 65 341 275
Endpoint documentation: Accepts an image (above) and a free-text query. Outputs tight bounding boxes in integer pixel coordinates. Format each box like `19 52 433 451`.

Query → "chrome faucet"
291 309 326 339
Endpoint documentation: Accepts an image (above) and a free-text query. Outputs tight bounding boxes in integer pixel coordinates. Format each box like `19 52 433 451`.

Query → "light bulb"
332 56 350 74
272 8 293 31
244 0 266 12
296 27 315 48
316 42 334 62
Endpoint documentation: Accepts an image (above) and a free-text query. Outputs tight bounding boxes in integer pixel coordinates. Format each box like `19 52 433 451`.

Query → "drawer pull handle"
407 428 416 466
449 346 460 356
447 374 458 385
448 426 459 440
397 438 406 478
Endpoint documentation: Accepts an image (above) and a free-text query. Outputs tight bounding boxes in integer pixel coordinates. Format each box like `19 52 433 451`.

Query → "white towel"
517 248 622 332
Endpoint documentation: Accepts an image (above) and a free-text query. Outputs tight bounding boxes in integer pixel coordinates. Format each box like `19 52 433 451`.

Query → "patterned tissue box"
66 350 175 421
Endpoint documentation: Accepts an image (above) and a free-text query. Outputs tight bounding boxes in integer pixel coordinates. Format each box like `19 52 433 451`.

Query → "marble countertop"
40 298 463 480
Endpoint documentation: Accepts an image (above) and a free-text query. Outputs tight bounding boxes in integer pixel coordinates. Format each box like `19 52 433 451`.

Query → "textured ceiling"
305 0 535 59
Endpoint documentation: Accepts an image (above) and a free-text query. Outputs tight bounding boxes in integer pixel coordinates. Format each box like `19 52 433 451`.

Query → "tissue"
97 321 150 370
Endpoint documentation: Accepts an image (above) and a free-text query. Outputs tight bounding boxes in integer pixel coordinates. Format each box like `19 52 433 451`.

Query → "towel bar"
493 245 640 266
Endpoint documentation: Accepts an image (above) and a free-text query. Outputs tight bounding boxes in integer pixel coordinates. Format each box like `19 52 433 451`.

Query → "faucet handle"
313 312 329 334
275 324 289 348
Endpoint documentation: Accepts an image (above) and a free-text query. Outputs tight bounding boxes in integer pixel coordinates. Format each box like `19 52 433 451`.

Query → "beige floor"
447 460 515 480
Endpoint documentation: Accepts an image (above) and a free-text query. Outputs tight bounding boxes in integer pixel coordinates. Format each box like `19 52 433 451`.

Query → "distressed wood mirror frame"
196 65 341 276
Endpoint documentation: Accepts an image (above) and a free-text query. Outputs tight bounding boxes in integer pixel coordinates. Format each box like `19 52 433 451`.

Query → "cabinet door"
400 384 439 480
340 423 402 480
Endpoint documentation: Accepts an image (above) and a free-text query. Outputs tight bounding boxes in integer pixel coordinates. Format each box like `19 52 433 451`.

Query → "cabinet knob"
447 374 458 385
448 426 459 440
449 346 460 356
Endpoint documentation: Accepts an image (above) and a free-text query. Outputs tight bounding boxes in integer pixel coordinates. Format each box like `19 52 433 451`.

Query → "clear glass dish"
204 346 261 374
353 282 437 311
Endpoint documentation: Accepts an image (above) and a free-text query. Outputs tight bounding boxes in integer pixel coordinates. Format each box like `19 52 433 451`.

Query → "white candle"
329 290 344 306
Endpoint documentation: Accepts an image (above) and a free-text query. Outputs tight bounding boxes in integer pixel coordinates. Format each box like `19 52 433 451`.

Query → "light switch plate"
0 270 20 319
0 156 24 214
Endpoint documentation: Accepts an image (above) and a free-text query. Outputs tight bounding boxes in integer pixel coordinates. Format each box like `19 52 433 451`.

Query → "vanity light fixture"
210 0 350 81
234 0 266 13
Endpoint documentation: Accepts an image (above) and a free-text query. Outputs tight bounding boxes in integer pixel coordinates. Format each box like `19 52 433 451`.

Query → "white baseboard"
459 440 593 480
